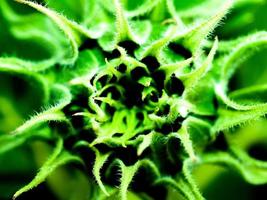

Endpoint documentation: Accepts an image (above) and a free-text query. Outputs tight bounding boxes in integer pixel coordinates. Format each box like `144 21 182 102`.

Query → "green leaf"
15 0 106 65
0 57 50 103
0 56 57 72
127 0 162 18
159 57 193 81
221 31 267 84
0 132 31 155
202 147 267 185
0 0 66 67
13 138 82 199
215 83 267 111
49 49 101 84
155 159 203 200
166 0 185 27
12 85 71 135
100 0 161 19
213 104 267 132
172 0 234 20
43 0 94 23
180 38 218 116
0 126 53 155
99 0 152 52
229 84 267 104
135 25 177 60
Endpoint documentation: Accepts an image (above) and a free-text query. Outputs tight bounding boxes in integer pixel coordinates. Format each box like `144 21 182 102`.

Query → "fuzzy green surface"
1 0 267 200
